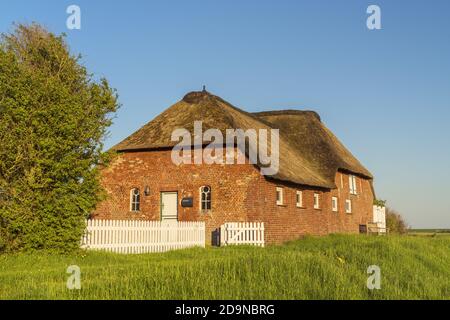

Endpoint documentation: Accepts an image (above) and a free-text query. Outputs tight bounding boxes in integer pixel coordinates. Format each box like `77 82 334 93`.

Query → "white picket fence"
220 222 265 247
81 220 205 254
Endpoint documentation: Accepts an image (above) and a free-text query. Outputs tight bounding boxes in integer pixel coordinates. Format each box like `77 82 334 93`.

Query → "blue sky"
2 0 449 228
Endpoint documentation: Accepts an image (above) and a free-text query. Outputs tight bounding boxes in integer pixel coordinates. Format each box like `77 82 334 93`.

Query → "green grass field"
0 235 449 300
408 229 450 237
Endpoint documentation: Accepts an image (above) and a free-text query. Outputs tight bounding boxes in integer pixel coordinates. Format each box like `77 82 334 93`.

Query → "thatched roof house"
95 90 377 244
113 90 372 189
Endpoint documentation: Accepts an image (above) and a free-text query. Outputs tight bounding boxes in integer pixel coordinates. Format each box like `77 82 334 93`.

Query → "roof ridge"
253 109 321 121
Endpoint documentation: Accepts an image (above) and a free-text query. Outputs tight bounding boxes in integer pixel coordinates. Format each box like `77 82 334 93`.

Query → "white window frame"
296 191 303 208
345 199 352 214
349 175 357 195
276 187 284 206
200 186 211 212
332 197 338 212
313 193 320 209
130 188 140 212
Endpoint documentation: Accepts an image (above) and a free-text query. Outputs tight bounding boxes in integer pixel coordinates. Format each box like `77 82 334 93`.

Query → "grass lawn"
0 235 449 300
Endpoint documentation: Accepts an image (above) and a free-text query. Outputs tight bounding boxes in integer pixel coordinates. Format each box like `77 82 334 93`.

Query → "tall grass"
0 235 449 299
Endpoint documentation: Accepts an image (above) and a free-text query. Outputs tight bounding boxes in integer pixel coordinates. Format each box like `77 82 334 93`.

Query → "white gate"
220 222 265 247
81 220 205 254
373 205 387 232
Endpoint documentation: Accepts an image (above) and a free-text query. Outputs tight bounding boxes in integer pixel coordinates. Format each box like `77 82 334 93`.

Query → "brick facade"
92 148 374 244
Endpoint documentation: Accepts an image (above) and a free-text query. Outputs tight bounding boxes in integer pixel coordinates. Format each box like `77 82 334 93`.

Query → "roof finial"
202 85 206 92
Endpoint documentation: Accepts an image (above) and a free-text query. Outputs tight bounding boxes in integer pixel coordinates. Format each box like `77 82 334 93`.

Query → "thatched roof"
113 90 372 189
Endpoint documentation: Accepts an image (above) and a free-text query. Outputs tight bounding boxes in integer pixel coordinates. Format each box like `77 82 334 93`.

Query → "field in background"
0 235 449 300
408 229 450 237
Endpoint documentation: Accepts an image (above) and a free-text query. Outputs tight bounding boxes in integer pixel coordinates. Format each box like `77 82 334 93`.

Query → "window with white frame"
200 186 211 212
296 191 303 207
130 188 140 212
276 187 284 205
314 193 320 209
332 197 338 212
349 175 357 194
345 199 352 213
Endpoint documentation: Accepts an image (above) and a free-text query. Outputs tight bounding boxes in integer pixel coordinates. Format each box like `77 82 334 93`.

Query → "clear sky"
2 0 449 228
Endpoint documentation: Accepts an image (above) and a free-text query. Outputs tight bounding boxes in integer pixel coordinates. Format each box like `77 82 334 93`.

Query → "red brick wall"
250 171 375 243
93 149 374 244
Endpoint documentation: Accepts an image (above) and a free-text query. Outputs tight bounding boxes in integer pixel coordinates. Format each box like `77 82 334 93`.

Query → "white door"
161 192 178 221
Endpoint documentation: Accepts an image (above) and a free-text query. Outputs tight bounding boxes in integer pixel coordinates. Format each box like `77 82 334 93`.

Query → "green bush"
0 23 119 252
386 207 408 234
373 199 386 207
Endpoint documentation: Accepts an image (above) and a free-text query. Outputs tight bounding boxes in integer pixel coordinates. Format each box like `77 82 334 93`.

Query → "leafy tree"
386 207 408 234
0 23 119 252
373 199 386 207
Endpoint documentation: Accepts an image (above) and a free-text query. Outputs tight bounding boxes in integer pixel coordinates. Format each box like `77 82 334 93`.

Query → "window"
296 191 303 207
349 175 357 195
314 193 320 209
276 187 284 205
345 199 352 214
130 188 140 212
332 197 338 212
200 186 211 212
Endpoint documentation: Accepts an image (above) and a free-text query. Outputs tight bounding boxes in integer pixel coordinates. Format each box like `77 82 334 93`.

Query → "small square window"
276 187 284 206
345 199 352 214
314 193 320 209
296 191 303 207
332 197 338 212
